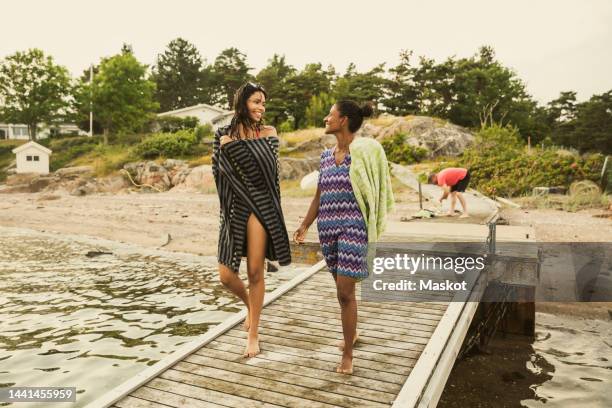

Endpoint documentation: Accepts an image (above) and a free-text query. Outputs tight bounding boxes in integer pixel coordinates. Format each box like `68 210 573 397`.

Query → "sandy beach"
0 189 427 257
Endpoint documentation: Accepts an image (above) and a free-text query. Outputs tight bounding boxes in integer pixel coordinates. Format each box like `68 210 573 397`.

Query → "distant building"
12 141 52 174
157 104 233 130
0 123 88 140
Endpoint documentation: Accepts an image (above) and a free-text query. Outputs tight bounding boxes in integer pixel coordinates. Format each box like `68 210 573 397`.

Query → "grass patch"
71 144 136 177
367 115 397 127
279 148 309 158
280 128 324 148
518 192 609 212
187 155 212 167
0 140 26 182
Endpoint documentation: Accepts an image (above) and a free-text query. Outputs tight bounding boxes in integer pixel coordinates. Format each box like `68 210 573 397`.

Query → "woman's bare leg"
218 264 250 330
336 275 357 374
244 213 267 357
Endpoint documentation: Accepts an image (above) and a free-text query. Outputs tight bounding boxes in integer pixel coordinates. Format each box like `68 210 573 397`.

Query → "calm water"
523 312 612 407
0 227 303 407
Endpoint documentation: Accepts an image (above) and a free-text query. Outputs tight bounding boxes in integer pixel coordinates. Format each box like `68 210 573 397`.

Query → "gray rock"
163 159 187 169
54 166 94 178
362 115 474 158
279 157 320 180
171 165 215 192
28 176 54 192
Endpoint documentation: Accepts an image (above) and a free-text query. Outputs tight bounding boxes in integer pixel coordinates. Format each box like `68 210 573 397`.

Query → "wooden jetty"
87 219 536 408
87 258 488 408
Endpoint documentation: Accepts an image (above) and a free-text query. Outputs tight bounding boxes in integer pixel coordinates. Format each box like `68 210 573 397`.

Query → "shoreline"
1 190 611 320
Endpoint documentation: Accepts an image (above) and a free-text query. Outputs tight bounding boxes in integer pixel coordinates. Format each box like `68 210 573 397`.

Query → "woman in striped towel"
293 100 395 374
212 82 292 358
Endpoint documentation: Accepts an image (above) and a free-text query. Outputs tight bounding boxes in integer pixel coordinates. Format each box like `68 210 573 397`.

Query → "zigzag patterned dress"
317 146 369 279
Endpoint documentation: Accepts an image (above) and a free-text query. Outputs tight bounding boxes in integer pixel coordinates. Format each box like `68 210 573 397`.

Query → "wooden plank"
391 271 485 408
290 289 451 312
129 385 227 408
144 378 275 408
86 260 328 408
245 325 425 356
182 353 396 405
268 301 440 327
257 319 428 351
274 295 445 320
261 308 436 338
224 330 419 367
258 313 434 345
195 347 402 394
214 336 412 376
168 361 390 408
159 368 331 408
114 395 173 408
206 340 407 386
284 293 448 316
265 302 438 332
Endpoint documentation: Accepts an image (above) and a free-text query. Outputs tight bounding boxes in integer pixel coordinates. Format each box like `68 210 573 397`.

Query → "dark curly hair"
229 82 268 139
336 100 374 133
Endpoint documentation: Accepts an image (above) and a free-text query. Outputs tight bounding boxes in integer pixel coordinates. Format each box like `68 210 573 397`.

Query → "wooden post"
418 181 423 209
527 136 531 151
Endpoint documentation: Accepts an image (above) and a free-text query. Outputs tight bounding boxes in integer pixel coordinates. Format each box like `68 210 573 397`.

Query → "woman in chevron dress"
293 100 384 375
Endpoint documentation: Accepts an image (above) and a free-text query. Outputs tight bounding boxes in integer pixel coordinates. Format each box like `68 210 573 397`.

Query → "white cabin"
11 141 52 174
157 104 233 130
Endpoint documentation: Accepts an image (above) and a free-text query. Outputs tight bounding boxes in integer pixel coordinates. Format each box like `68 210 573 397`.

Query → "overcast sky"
3 0 611 104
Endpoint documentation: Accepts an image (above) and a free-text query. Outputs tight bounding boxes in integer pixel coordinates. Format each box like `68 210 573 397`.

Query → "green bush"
436 125 606 197
381 133 429 164
278 119 294 133
134 130 198 159
47 135 102 151
0 140 23 156
107 132 144 146
194 123 213 142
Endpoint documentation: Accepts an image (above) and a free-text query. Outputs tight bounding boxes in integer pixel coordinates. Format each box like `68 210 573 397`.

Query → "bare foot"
446 211 455 217
335 354 353 375
243 333 260 358
338 330 359 351
242 309 250 332
459 213 469 218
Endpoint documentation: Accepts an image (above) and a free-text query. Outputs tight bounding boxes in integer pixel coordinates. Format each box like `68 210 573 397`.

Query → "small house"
157 104 233 130
12 141 52 174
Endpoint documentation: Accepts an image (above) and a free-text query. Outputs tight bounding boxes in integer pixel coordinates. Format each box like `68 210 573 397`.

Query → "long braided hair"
228 82 267 140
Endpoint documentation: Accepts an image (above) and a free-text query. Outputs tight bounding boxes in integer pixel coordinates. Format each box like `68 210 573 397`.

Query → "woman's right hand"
220 135 232 146
293 224 308 244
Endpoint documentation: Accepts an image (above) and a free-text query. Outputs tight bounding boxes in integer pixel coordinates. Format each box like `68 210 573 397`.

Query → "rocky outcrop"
357 115 474 158
123 160 215 193
170 165 215 192
279 157 320 180
0 166 129 195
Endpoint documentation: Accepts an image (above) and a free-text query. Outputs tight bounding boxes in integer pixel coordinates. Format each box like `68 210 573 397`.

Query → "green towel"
349 137 395 243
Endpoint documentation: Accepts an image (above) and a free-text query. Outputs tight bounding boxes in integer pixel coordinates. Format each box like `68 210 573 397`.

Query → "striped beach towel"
212 126 292 272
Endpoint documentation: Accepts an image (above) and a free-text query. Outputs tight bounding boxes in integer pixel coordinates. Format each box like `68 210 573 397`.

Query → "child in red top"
428 168 470 218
